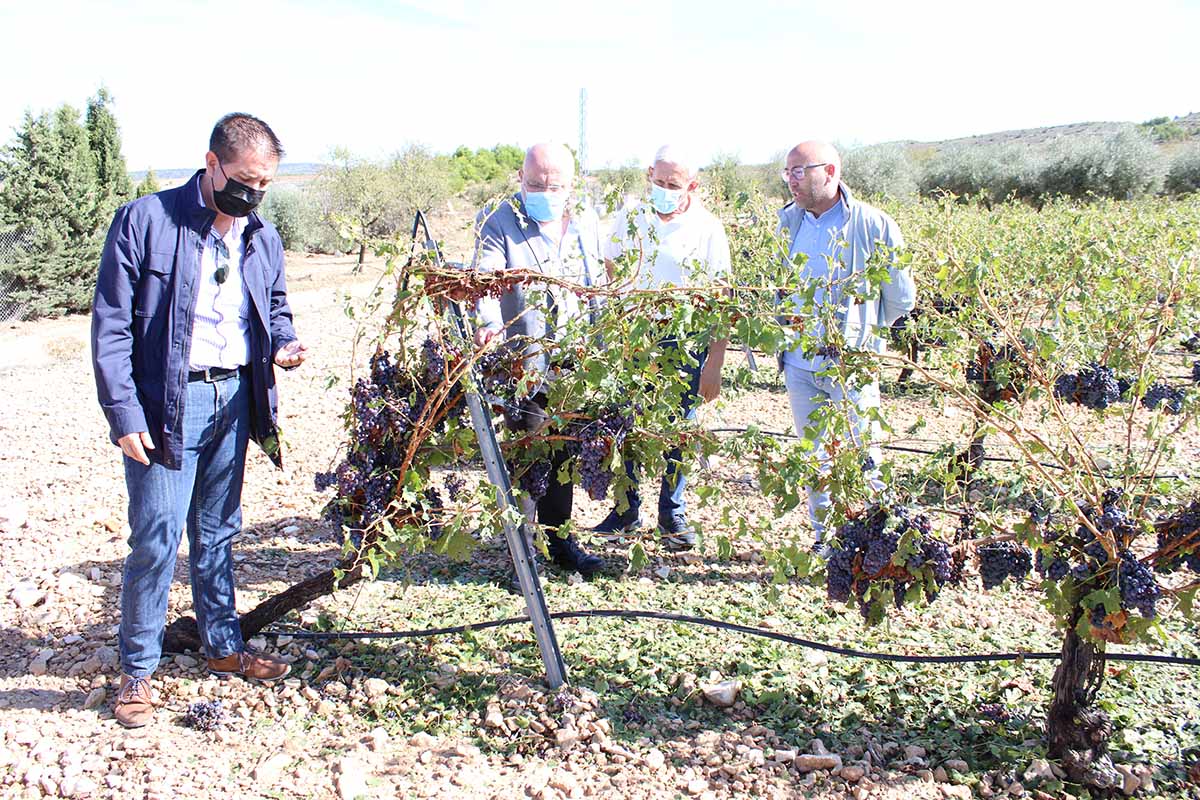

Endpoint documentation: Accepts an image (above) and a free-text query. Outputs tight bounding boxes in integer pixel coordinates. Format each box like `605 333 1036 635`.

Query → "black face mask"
212 160 266 217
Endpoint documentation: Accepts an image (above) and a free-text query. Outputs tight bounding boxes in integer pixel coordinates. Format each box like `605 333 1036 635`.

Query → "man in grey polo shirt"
473 142 604 576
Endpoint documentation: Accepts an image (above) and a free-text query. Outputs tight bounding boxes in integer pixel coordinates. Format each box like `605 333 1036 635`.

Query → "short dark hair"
209 113 285 163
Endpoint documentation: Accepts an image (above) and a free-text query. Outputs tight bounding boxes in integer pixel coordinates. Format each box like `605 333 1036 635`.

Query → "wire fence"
0 228 31 322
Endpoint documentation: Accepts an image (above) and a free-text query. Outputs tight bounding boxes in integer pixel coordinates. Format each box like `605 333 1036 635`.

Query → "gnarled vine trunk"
1046 607 1122 791
162 553 368 654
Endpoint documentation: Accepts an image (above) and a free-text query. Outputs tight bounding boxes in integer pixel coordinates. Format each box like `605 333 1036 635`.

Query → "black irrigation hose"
704 427 1185 481
264 608 1200 668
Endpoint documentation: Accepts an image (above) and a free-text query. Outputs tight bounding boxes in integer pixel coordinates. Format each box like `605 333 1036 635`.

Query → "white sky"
2 0 1197 171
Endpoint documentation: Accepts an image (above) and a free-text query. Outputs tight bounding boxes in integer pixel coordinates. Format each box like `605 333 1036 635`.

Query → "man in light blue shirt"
777 141 916 542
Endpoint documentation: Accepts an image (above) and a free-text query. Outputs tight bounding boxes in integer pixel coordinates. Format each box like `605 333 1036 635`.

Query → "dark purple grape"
978 541 1033 589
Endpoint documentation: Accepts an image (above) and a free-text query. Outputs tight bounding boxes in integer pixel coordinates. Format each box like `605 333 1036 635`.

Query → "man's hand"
698 339 728 403
274 340 309 368
698 360 722 403
474 327 500 348
118 431 155 466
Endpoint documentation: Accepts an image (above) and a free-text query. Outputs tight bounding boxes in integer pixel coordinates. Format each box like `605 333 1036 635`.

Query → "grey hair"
651 144 699 178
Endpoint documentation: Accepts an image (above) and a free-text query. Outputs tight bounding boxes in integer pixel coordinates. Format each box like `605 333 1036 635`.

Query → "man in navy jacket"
91 113 307 727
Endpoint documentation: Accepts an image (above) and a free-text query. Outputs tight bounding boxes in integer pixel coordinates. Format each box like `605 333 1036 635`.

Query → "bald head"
522 143 575 186
784 141 842 215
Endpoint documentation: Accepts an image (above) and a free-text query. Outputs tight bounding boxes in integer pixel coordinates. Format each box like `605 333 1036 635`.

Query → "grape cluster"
567 411 634 502
827 505 950 615
1117 550 1160 619
966 341 1030 404
1192 361 1200 384
1183 332 1200 354
1156 499 1200 573
443 473 466 502
978 702 1011 723
519 460 552 501
184 699 226 732
1053 363 1122 410
314 340 457 535
1142 382 1184 414
978 541 1033 589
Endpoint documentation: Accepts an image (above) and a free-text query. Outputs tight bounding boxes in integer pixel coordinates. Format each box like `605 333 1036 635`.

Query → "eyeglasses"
780 163 829 182
524 182 567 193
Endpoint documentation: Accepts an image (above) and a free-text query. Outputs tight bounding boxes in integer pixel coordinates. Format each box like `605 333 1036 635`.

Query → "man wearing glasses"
473 142 606 577
777 141 915 545
92 113 308 727
592 145 730 550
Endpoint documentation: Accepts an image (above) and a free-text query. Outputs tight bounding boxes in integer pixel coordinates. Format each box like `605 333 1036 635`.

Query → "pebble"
253 752 292 784
941 786 973 799
83 688 106 710
1114 764 1139 796
840 765 865 782
686 778 709 795
700 680 740 708
362 678 390 699
11 581 44 609
334 757 369 800
794 754 842 773
644 749 665 771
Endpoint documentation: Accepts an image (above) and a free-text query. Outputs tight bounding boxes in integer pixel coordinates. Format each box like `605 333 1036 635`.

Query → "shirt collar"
804 190 847 225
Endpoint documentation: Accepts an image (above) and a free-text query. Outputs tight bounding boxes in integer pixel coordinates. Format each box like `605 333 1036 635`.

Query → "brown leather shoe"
114 674 154 728
207 650 290 683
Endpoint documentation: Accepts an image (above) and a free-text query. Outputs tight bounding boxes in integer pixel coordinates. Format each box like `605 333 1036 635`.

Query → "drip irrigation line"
264 608 1200 667
703 427 1184 480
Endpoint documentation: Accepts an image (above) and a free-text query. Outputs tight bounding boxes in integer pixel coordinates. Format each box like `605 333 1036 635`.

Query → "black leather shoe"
547 534 605 576
592 509 641 538
658 516 697 552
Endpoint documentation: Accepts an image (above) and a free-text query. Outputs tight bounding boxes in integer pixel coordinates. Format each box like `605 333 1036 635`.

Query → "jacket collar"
182 169 265 239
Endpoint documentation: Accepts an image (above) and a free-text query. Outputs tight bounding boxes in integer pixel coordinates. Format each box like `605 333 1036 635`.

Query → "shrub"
1036 127 1164 199
1165 145 1200 195
842 144 918 200
918 142 1042 203
260 187 324 252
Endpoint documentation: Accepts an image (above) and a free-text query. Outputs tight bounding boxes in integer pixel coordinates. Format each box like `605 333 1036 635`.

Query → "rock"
29 655 49 676
174 655 198 669
555 729 579 749
809 739 829 755
0 501 28 533
282 525 300 534
362 678 389 699
644 749 665 771
86 568 102 583
1023 759 1056 784
1114 764 1139 796
941 786 973 799
253 753 292 785
840 765 865 782
366 727 388 751
11 582 44 609
794 753 842 773
485 706 505 730
934 766 948 782
334 758 369 800
945 759 969 773
686 778 709 795
700 679 740 708
772 748 797 763
409 732 436 749
653 566 671 579
904 744 927 761
247 636 268 651
83 688 105 710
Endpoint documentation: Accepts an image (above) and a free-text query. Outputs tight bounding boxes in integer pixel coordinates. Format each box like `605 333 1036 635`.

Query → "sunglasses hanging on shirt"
212 235 230 285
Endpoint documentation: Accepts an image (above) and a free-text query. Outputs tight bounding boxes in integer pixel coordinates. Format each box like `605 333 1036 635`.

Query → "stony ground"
0 234 1196 799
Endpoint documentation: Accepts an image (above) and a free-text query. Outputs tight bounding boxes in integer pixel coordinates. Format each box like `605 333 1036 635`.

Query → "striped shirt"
189 177 251 369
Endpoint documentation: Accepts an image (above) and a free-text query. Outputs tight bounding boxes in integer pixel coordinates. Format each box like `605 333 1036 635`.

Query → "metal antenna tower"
578 88 588 175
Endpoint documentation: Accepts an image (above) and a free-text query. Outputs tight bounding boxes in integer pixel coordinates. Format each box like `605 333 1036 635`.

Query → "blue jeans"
783 363 883 540
615 341 707 526
120 374 250 676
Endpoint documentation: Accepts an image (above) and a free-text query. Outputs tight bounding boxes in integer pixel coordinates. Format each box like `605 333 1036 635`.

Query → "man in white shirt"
594 145 730 550
473 143 605 576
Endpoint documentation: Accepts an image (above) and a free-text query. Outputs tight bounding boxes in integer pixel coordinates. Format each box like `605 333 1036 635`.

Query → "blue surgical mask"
650 183 686 215
523 190 567 222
